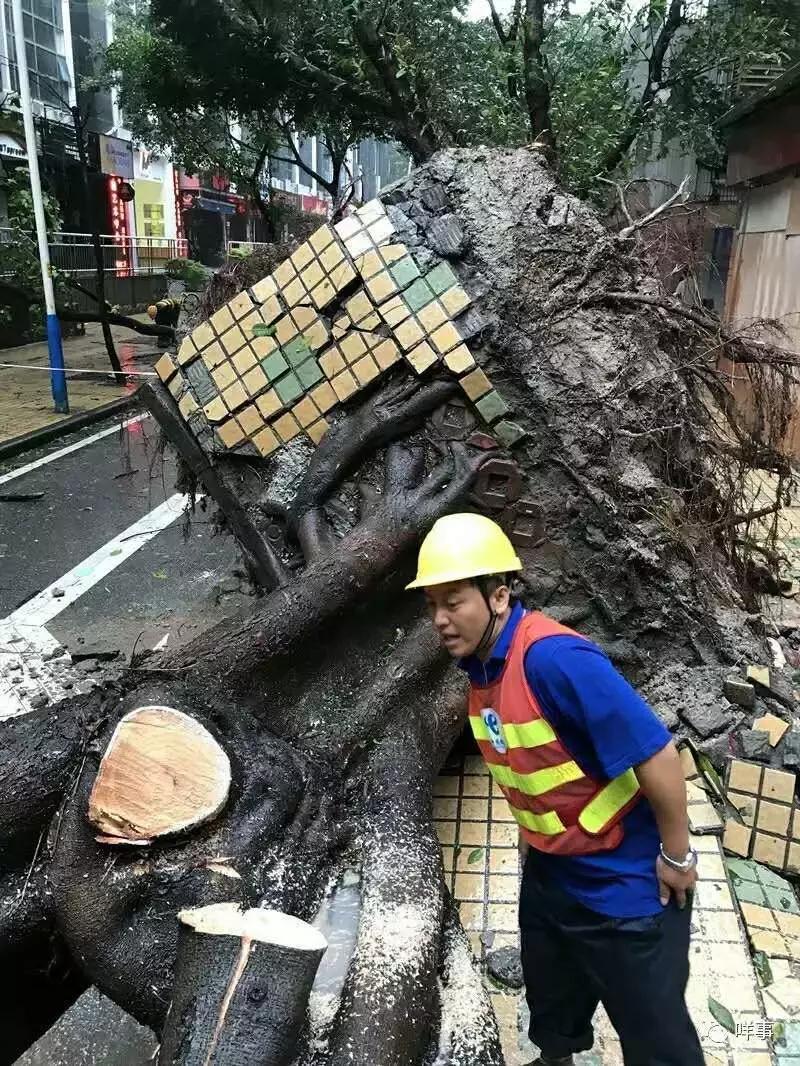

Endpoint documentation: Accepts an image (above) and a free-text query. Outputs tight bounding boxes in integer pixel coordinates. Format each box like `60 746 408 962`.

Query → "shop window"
143 203 165 237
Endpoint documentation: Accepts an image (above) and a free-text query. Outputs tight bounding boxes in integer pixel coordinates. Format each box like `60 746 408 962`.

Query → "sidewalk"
0 321 161 447
437 755 789 1065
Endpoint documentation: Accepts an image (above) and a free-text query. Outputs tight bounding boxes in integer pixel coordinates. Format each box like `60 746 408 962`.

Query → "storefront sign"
0 133 26 159
99 134 134 179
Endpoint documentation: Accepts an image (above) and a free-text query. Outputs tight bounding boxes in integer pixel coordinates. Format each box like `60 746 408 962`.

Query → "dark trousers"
519 855 704 1065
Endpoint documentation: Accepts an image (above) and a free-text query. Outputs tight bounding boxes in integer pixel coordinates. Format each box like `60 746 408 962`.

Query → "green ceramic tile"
283 336 313 368
275 372 304 405
426 262 458 296
725 857 759 884
778 1019 800 1052
389 256 421 288
261 351 289 381
764 883 800 913
404 278 435 313
732 879 768 907
494 419 526 447
296 358 324 389
475 390 510 424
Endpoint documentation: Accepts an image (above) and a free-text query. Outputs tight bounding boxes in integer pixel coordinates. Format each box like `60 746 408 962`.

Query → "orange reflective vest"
468 612 641 855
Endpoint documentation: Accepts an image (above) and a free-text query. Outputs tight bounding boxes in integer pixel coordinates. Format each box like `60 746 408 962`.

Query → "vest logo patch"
481 708 507 754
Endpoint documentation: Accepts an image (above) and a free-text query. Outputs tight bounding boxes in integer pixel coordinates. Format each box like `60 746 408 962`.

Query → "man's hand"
656 854 697 908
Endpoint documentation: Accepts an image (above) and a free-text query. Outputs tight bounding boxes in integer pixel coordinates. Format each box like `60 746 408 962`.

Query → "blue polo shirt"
460 603 671 918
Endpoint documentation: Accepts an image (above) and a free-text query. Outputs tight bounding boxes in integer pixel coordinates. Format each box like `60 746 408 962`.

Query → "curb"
0 394 137 463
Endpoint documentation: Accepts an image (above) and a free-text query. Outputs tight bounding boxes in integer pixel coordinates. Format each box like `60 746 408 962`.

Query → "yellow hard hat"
406 513 523 590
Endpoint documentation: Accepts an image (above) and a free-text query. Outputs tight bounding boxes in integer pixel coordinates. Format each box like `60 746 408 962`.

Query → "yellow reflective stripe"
579 769 640 833
468 715 556 749
489 759 585 796
503 719 556 748
511 806 566 835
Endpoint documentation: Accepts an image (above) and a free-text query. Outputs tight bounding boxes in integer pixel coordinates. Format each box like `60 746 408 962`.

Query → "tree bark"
522 0 556 159
158 904 326 1066
71 104 124 381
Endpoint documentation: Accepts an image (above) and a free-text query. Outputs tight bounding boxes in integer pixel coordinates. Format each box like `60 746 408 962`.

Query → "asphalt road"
0 408 250 659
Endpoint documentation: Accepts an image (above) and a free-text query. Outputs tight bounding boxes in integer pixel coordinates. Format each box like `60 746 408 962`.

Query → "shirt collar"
458 600 526 675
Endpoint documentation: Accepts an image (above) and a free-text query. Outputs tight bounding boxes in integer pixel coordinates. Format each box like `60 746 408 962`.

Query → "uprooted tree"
2 147 798 1065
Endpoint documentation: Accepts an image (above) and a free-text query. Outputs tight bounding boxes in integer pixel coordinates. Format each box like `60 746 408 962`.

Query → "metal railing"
226 239 273 255
0 229 190 276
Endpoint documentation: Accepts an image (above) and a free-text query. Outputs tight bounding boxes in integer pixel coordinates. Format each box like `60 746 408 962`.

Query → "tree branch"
350 16 440 162
487 0 508 45
618 174 690 237
600 0 684 176
274 119 339 200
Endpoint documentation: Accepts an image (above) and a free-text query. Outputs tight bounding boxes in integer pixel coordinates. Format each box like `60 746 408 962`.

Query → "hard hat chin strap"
474 584 498 661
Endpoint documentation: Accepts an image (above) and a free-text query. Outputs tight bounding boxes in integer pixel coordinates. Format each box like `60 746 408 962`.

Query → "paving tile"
389 255 421 288
459 821 489 846
433 797 458 820
296 358 325 390
494 420 527 448
696 879 736 911
475 390 510 424
459 901 484 930
443 343 476 374
460 367 492 401
406 341 438 374
274 373 304 407
454 872 485 901
274 412 301 444
763 974 800 1018
462 798 489 820
456 844 487 872
426 261 459 295
435 821 456 845
331 369 359 403
256 390 282 420
440 285 471 317
307 413 332 443
487 902 519 931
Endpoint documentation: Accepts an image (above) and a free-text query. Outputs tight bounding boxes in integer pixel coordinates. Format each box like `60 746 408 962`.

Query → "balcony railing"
0 229 189 277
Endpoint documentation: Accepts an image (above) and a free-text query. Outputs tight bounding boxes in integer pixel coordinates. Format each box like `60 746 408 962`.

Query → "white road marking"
7 492 189 629
0 413 150 485
0 621 70 721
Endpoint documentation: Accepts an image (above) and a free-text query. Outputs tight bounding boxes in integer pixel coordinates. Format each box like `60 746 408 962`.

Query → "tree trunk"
71 104 124 381
0 146 794 1065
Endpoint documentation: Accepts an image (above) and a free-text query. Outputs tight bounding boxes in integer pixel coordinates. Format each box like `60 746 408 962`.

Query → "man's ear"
490 584 511 614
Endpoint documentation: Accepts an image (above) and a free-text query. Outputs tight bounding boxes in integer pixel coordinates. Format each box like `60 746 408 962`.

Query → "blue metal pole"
11 0 69 412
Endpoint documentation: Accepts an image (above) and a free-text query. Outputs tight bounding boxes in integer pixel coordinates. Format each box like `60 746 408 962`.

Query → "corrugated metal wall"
725 175 800 351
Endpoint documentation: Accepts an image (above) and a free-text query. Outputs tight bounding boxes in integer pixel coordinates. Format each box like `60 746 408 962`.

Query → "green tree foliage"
0 166 70 337
106 0 800 199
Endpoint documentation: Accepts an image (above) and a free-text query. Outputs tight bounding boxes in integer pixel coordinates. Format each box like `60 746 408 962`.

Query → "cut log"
157 903 327 1066
87 705 231 843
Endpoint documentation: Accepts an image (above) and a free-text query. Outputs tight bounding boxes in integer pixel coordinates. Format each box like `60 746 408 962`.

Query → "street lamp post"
11 0 69 412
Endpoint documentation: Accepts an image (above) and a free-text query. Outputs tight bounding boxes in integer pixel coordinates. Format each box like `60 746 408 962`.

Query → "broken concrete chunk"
739 729 772 762
754 712 790 748
723 677 756 710
486 946 524 989
679 697 731 739
783 729 800 769
747 664 796 709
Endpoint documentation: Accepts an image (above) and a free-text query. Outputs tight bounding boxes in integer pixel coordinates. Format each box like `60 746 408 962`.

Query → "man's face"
424 580 507 658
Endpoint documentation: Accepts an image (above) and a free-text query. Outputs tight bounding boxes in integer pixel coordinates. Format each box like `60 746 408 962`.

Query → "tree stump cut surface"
88 705 231 843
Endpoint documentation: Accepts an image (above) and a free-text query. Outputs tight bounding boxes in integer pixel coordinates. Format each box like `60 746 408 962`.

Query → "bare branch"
618 175 691 237
597 176 635 227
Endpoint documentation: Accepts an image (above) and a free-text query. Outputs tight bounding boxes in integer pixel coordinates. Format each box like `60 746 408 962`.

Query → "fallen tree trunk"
1 146 796 1065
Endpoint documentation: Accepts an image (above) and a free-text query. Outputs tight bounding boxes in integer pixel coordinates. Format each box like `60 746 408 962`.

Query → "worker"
407 513 702 1066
